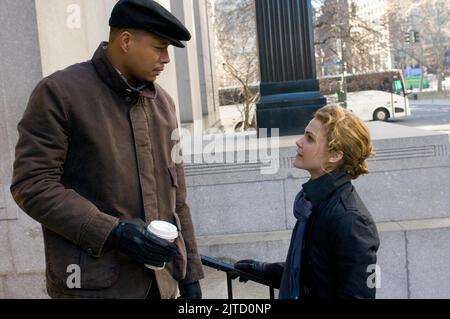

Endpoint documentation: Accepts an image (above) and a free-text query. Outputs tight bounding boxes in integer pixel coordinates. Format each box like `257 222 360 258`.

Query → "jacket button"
87 248 94 256
125 96 132 103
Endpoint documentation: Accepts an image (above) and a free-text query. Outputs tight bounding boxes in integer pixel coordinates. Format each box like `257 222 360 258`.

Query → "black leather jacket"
298 168 380 299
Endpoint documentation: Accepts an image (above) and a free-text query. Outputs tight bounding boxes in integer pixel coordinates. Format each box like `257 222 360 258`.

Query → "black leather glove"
179 281 202 299
106 218 176 268
233 260 285 289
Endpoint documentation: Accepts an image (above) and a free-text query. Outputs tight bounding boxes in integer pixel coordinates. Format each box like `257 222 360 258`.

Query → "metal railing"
201 255 276 299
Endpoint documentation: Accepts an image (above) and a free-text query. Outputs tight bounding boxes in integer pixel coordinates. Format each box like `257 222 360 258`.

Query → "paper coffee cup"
145 220 178 270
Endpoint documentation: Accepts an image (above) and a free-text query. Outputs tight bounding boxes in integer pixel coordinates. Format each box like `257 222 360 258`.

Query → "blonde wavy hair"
314 104 375 179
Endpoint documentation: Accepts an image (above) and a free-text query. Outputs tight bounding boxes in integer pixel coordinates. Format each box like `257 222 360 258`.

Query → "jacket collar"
302 168 352 208
91 42 156 100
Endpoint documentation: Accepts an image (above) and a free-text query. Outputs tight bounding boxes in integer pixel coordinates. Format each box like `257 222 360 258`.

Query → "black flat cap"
109 0 191 48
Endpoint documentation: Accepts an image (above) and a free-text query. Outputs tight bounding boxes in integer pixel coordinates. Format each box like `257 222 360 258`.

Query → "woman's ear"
328 151 343 164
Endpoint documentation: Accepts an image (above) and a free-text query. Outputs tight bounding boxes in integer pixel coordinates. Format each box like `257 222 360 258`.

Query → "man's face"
125 31 171 83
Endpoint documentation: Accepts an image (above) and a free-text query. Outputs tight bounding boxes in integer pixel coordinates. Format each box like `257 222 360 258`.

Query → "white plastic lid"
147 221 178 241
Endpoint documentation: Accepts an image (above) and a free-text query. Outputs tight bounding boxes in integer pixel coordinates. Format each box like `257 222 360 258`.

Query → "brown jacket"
10 42 204 299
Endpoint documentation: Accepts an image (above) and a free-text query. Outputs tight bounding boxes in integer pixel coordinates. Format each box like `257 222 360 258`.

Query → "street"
391 99 450 140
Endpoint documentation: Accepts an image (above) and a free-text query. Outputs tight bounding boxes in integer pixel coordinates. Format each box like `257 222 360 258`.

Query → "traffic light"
404 32 411 43
413 31 420 43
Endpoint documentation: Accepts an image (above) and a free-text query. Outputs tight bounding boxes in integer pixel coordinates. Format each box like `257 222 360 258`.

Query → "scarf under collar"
278 189 313 299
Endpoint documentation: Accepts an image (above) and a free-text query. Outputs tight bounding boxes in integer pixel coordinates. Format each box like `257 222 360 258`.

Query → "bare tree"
213 0 260 131
314 0 389 77
222 62 259 131
385 0 450 92
314 0 449 92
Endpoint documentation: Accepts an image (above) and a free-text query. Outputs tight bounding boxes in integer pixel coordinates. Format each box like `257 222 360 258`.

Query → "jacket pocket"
79 249 121 290
44 229 120 291
168 165 179 188
45 230 83 289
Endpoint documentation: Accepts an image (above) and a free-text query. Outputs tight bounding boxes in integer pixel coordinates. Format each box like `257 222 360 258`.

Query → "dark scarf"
278 189 313 299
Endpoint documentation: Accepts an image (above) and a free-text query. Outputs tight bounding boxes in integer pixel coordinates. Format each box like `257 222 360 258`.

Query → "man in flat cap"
11 0 204 299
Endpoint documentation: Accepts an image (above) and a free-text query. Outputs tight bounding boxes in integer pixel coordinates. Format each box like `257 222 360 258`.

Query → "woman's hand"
233 260 284 289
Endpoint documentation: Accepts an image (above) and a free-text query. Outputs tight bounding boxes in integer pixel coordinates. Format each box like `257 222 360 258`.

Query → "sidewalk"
409 99 450 107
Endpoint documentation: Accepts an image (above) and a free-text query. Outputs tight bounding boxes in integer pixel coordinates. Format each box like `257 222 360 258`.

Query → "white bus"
319 70 411 122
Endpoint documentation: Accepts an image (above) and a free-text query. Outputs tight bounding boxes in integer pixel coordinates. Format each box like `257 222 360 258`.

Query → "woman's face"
293 118 333 180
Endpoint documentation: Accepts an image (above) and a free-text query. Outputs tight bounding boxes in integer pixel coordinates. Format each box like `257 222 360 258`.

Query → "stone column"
34 0 117 77
193 0 220 127
255 0 326 136
170 0 203 124
0 0 43 220
0 0 48 298
154 0 181 126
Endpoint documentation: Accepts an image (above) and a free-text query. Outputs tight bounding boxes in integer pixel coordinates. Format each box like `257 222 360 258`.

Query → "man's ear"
328 150 343 164
119 31 133 53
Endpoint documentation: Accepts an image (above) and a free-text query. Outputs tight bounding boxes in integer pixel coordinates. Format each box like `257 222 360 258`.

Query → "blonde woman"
235 105 380 299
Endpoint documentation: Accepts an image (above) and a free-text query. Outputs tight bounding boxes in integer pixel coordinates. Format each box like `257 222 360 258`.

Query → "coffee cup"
145 220 178 270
